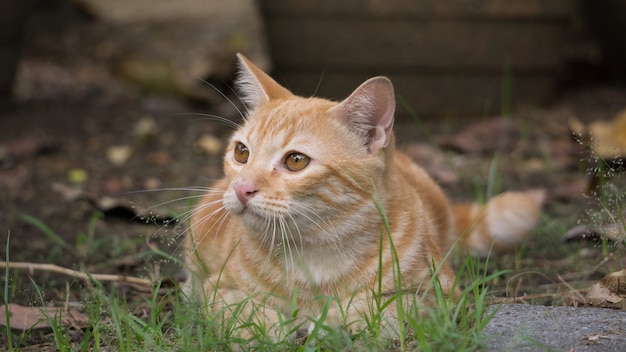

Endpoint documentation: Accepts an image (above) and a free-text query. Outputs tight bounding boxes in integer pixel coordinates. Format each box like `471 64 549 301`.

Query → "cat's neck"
239 207 383 286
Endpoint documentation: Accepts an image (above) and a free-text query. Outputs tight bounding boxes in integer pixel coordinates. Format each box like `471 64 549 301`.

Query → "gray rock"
483 304 626 351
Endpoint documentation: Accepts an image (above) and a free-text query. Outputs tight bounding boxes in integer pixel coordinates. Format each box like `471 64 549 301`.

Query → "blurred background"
2 0 626 115
1 0 626 308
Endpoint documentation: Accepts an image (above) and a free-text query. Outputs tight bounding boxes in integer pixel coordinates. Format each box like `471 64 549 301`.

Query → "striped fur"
183 54 543 338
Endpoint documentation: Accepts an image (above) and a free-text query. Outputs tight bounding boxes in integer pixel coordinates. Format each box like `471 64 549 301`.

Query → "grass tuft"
2 192 508 352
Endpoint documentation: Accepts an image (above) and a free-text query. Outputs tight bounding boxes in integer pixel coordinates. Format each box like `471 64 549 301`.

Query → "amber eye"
285 152 310 172
234 142 249 164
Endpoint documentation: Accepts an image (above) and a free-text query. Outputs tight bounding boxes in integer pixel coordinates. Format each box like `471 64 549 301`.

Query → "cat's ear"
329 76 395 152
236 53 292 108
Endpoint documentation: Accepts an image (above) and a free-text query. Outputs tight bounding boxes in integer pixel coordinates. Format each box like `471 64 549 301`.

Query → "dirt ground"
1 0 626 338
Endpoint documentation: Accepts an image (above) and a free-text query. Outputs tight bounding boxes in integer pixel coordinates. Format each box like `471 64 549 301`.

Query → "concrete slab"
483 304 626 351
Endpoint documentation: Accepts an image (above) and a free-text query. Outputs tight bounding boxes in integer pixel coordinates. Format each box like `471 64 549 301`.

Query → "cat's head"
222 54 396 243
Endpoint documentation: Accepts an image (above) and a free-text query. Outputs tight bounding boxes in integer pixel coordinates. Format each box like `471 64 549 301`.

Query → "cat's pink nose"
233 182 258 206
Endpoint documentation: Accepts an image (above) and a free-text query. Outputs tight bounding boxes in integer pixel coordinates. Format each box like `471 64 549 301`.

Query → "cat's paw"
291 321 331 347
293 325 311 345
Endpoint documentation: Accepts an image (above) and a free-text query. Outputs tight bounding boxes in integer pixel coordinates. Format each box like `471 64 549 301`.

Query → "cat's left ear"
236 53 292 108
330 77 395 153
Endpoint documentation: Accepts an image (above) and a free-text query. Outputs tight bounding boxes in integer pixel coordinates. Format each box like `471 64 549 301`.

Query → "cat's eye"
285 152 310 172
234 142 250 164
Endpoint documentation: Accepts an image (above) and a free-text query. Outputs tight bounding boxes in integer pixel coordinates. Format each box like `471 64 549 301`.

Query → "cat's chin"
228 204 265 226
239 210 270 232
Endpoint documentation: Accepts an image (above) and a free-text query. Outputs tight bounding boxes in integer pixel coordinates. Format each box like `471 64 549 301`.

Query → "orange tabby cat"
184 54 543 339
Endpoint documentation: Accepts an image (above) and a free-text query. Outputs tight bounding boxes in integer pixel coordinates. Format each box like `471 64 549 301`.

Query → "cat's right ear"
236 53 292 108
329 76 395 153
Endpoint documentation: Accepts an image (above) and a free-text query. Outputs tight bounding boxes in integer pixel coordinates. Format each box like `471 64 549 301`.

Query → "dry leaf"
0 136 59 162
569 108 626 159
0 166 34 200
0 303 89 331
106 145 134 166
585 270 626 310
580 333 612 343
134 115 158 140
563 213 626 243
405 143 459 185
51 182 173 223
195 134 222 155
435 117 518 154
67 168 89 184
549 178 587 202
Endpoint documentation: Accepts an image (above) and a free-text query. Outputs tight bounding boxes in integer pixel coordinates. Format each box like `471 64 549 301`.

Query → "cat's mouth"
239 208 274 232
225 193 288 227
237 203 263 220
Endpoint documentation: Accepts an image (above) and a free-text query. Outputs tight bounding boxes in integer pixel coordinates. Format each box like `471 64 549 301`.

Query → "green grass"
4 232 13 350
2 207 504 351
4 99 626 350
4 179 625 350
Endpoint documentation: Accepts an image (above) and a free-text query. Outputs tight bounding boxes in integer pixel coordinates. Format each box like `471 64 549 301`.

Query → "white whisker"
170 201 228 255
278 217 293 273
199 80 247 121
126 186 216 194
254 212 274 266
171 112 242 130
224 82 251 118
270 210 278 253
139 194 211 216
285 212 304 259
166 196 224 227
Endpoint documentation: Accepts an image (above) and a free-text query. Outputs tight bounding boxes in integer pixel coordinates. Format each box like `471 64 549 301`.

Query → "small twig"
556 273 587 305
559 254 613 281
488 289 587 305
0 261 152 286
505 270 555 298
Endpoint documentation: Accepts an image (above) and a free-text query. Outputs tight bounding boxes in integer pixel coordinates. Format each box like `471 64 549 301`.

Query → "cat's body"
184 54 543 338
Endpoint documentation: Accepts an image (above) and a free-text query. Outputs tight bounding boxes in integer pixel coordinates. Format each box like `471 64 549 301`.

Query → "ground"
1 1 626 350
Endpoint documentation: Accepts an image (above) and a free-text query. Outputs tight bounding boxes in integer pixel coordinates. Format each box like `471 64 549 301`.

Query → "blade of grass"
486 152 501 200
20 214 75 254
30 277 70 352
4 232 13 351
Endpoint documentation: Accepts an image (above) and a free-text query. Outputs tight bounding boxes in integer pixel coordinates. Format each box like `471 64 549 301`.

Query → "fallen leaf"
570 108 626 159
0 303 89 331
134 115 158 141
0 166 35 200
562 213 626 243
146 150 172 166
68 168 89 184
195 134 222 155
51 182 86 201
585 270 626 310
550 178 588 202
103 176 132 194
581 333 612 343
405 143 459 185
106 145 134 166
435 117 518 154
0 136 59 162
51 182 174 224
143 177 161 189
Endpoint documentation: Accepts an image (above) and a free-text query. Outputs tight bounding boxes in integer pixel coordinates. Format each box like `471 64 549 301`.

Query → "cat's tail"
452 189 546 257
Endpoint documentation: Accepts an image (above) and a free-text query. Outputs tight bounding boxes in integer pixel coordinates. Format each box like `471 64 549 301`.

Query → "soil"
1 1 626 350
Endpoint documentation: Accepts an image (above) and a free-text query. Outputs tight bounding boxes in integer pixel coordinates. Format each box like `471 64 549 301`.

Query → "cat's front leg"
206 284 300 343
293 294 372 341
295 292 407 342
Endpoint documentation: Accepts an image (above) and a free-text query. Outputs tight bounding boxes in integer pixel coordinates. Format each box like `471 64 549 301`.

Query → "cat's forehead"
240 98 337 144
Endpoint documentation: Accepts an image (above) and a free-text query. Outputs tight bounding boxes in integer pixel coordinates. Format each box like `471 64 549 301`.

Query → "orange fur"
184 54 543 339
